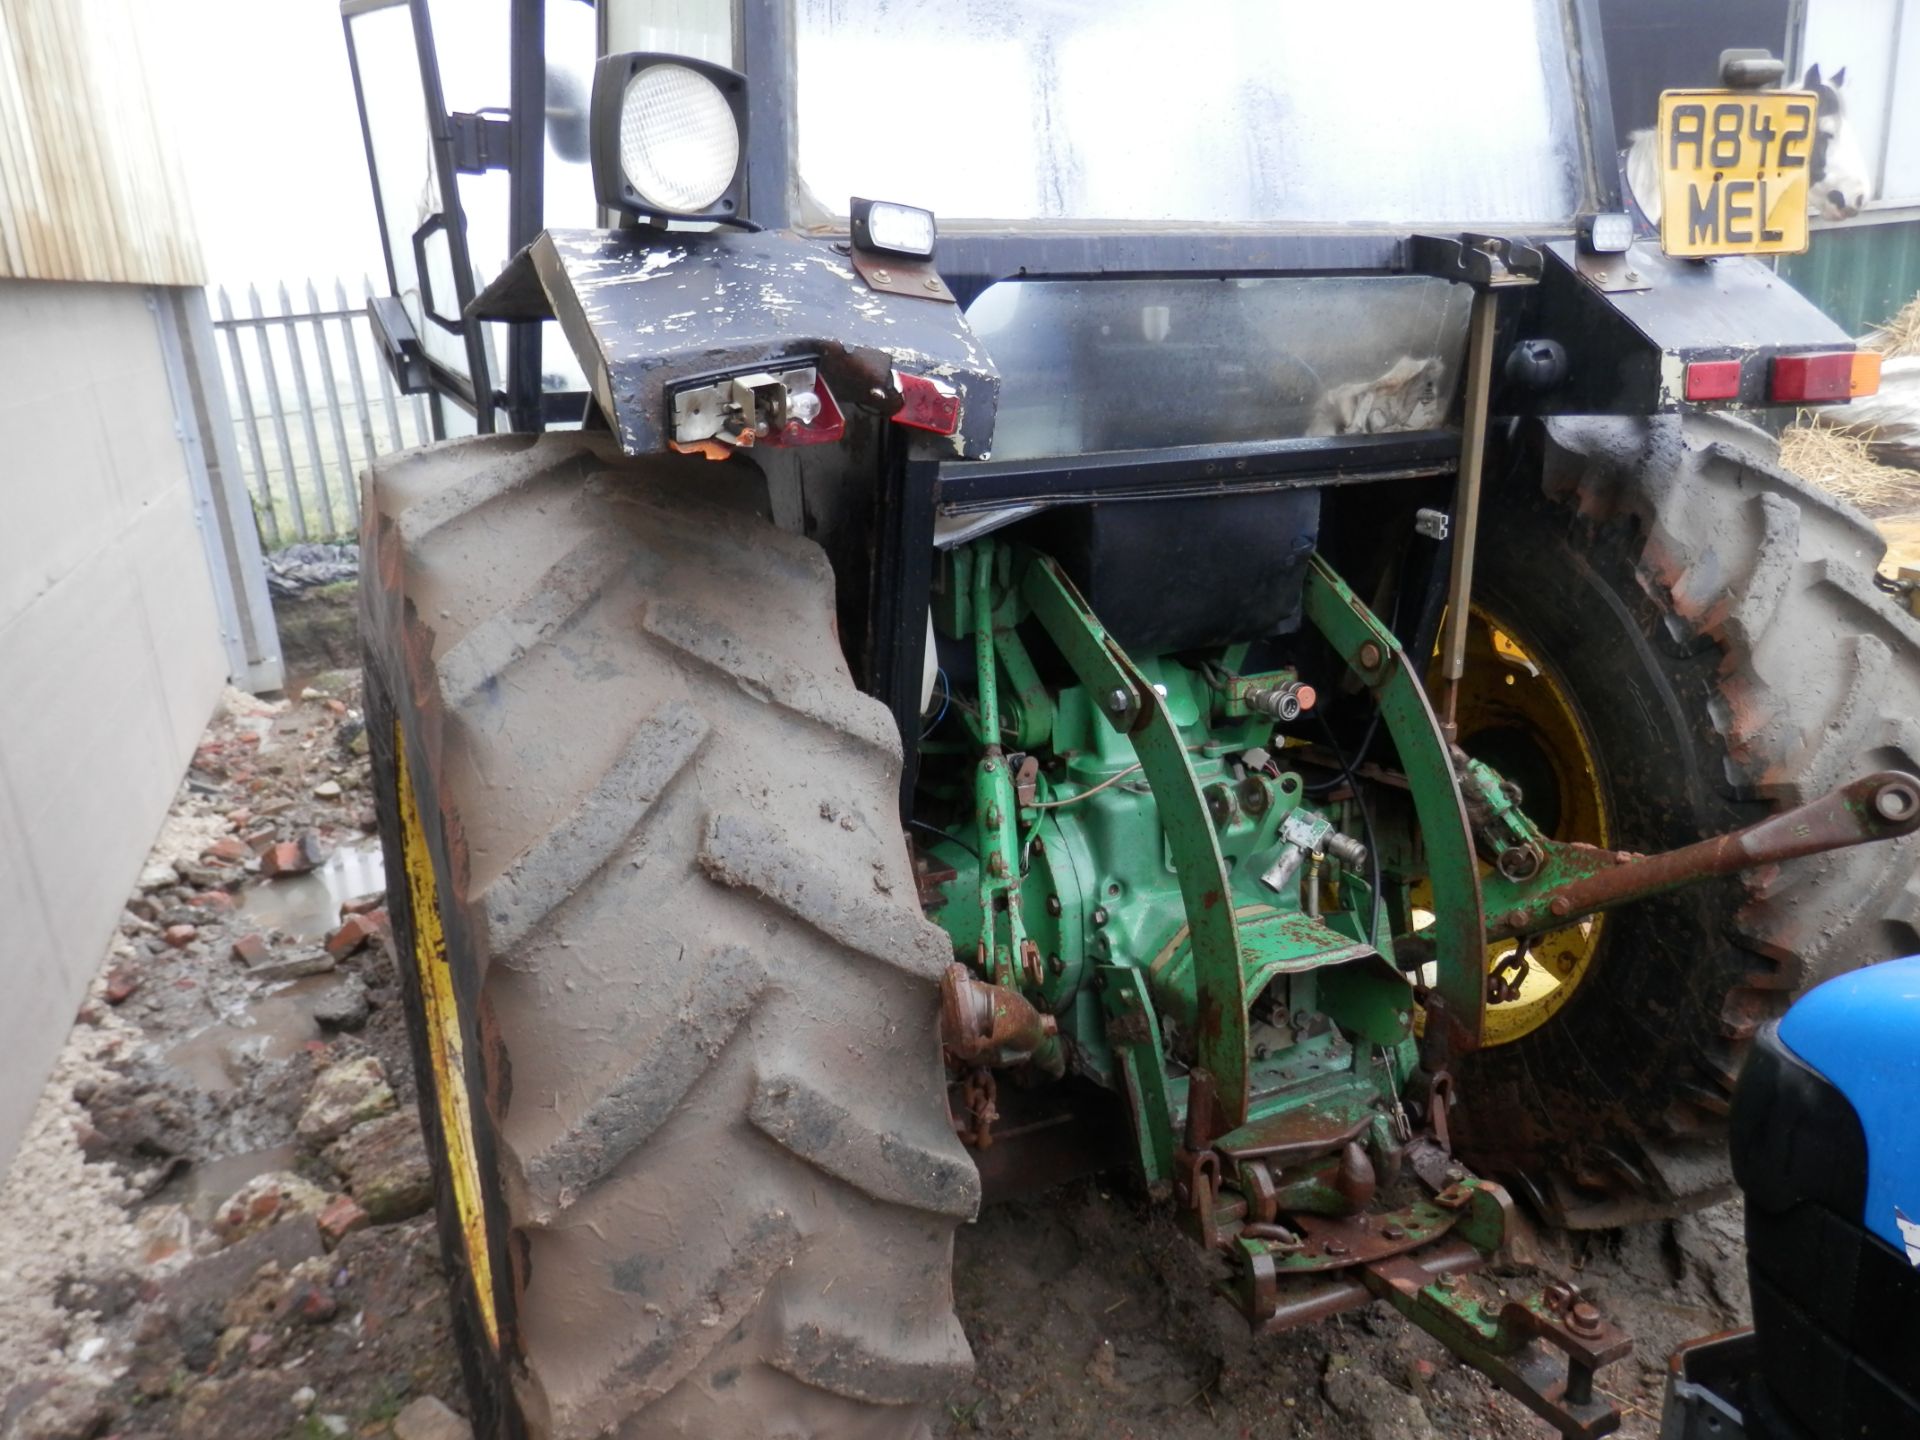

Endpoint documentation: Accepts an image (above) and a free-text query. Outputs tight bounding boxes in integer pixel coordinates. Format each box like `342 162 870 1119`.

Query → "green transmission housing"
921 542 1420 1195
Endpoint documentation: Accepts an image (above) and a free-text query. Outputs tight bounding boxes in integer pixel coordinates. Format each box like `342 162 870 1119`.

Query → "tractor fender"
470 226 999 458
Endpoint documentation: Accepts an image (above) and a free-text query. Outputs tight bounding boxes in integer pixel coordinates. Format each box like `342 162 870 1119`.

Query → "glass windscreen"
967 276 1472 460
797 0 1586 225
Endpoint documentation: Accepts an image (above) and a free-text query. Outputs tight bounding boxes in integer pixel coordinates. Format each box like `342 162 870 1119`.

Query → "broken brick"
190 890 235 913
324 910 386 959
339 892 386 918
162 924 197 949
260 843 300 876
230 933 270 966
203 836 249 864
261 832 327 877
315 1193 369 1248
243 826 277 855
104 964 141 1004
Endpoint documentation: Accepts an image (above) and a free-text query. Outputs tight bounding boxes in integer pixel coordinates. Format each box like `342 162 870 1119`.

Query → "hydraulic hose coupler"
1244 678 1318 722
1324 831 1369 870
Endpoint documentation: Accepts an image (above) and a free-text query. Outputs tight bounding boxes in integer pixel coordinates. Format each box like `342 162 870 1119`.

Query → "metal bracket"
849 245 956 303
1302 557 1486 1056
1100 964 1178 1190
1408 232 1544 288
1572 246 1654 294
1368 1257 1629 1439
367 296 431 394
450 110 514 173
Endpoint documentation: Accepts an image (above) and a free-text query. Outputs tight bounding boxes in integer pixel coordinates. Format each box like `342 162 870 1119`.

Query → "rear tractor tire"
360 432 977 1438
1452 414 1920 1226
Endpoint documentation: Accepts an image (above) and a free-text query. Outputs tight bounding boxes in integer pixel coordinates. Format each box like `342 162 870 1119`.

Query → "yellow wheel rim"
1414 607 1612 1045
396 726 499 1347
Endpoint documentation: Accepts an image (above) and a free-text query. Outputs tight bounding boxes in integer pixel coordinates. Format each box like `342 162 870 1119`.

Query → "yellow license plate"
1656 89 1814 257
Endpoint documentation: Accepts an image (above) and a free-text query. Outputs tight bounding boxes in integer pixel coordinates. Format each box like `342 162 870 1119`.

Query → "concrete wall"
0 277 228 1163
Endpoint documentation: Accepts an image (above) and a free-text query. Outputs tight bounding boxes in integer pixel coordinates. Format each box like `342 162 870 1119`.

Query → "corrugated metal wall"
0 0 203 285
1780 219 1920 336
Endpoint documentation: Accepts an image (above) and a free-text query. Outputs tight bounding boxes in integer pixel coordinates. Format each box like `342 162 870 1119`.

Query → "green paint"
1021 551 1254 1127
1301 556 1486 1054
968 546 1030 989
1100 964 1178 1186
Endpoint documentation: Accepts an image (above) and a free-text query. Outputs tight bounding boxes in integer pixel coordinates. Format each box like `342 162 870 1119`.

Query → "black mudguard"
471 227 1000 458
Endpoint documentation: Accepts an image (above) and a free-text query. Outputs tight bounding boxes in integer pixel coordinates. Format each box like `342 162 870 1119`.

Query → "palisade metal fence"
211 278 434 544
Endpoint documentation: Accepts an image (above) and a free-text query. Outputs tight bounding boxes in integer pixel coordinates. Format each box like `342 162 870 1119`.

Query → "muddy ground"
0 665 1757 1440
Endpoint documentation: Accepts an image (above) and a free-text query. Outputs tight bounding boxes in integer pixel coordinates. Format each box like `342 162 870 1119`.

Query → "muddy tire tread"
1481 415 1920 1221
361 433 974 1439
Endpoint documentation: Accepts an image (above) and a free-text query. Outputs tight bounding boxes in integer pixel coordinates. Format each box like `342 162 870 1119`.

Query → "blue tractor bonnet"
1777 955 1920 1258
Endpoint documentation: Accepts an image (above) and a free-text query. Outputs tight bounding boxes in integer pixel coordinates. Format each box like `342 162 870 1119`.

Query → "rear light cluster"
1771 350 1881 404
1684 350 1882 406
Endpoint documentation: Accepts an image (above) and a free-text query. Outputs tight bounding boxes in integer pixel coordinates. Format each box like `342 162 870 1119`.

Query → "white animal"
1624 64 1872 226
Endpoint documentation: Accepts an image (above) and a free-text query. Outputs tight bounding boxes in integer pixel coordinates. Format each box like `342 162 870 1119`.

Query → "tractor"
342 3 1920 1436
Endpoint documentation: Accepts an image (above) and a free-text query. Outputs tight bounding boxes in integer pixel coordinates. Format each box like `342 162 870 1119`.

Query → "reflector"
1684 359 1742 402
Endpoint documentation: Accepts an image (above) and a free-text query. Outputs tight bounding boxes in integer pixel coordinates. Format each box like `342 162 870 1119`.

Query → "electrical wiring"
1027 762 1145 809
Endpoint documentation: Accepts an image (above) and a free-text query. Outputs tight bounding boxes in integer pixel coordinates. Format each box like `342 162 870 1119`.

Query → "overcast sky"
150 1 395 297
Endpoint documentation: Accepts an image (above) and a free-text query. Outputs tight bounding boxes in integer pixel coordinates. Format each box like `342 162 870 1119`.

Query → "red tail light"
1771 350 1882 404
1684 360 1742 402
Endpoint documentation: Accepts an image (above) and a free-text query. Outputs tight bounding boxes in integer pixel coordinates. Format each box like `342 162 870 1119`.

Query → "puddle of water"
163 976 337 1094
239 836 385 940
153 1142 303 1224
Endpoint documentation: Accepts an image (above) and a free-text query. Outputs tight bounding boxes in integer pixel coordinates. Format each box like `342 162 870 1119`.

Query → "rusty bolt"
1091 906 1109 928
983 759 998 774
1324 1240 1349 1258
1549 896 1573 917
1049 953 1064 976
1382 1224 1406 1241
987 853 1008 878
873 268 893 284
1357 641 1384 670
1568 1301 1604 1337
1436 1274 1458 1292
1046 896 1063 917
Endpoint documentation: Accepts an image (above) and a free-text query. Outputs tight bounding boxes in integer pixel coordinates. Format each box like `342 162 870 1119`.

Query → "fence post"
216 285 279 548
278 281 335 537
306 279 359 530
248 282 308 541
334 277 378 468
